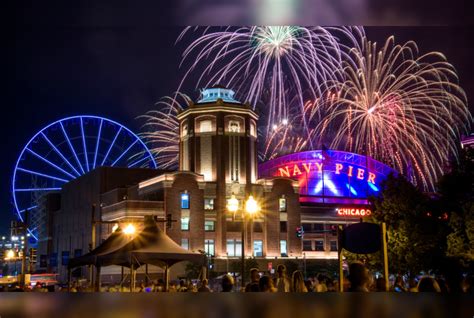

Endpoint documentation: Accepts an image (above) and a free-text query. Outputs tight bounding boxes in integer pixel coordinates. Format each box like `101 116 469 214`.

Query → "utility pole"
19 209 29 287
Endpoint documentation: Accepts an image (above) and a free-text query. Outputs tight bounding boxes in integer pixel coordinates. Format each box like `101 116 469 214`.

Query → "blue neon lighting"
80 117 90 172
19 205 38 213
324 179 339 195
314 180 323 193
15 188 62 192
59 121 85 175
111 139 138 166
101 126 123 166
40 132 81 177
12 115 157 241
128 155 149 168
368 182 379 192
346 183 358 196
25 148 76 179
92 118 103 169
16 167 69 183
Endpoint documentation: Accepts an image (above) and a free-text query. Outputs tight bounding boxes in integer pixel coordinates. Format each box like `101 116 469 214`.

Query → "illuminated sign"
277 162 376 184
258 150 396 202
336 208 372 217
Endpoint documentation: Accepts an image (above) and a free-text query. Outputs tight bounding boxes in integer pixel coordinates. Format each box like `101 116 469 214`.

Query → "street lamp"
227 194 260 289
5 249 15 260
123 223 136 236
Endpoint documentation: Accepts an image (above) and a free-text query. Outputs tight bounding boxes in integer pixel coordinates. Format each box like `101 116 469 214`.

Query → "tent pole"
164 265 169 292
89 265 94 290
95 266 101 292
145 264 149 286
202 265 207 281
120 266 124 292
130 264 135 293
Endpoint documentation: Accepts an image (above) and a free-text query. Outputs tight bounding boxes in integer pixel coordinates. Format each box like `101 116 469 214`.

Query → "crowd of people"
1 262 473 293
100 262 474 293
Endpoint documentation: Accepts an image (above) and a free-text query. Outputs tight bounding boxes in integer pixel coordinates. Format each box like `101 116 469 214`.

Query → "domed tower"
176 85 259 256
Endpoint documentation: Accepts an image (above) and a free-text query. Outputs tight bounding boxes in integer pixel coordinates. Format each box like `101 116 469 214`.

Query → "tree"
446 203 474 266
438 147 474 268
368 174 448 274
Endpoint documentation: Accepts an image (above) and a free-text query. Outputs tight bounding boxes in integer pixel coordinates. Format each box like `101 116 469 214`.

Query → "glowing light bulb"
123 224 136 235
245 196 259 215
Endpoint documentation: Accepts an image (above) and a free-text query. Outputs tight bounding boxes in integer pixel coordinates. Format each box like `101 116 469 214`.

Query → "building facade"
40 86 397 280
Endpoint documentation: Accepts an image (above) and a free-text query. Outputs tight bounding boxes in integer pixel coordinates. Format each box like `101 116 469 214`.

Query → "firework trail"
138 93 192 169
177 26 364 135
312 35 471 190
259 97 320 161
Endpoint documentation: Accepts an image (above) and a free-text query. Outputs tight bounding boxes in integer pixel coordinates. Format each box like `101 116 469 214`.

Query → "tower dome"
197 86 240 104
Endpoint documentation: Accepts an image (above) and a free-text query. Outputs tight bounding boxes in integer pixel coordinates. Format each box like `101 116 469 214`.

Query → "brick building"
40 86 396 281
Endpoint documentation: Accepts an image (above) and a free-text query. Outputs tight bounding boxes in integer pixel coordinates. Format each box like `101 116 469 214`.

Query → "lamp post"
227 194 259 289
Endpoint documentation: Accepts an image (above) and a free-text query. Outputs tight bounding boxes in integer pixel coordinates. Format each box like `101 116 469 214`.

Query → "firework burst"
178 26 364 134
313 35 472 190
138 93 191 169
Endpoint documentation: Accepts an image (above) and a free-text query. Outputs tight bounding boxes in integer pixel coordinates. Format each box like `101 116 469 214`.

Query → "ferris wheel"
12 115 157 242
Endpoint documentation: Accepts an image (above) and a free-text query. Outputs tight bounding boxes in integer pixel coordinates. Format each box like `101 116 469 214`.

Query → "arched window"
195 116 216 134
229 120 240 132
224 115 245 134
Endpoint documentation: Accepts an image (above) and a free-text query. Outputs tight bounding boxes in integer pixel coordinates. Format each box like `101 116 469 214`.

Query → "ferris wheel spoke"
16 167 70 183
26 148 77 179
41 132 82 177
101 127 123 166
80 117 90 172
111 139 139 166
14 115 156 242
92 118 104 170
59 121 86 175
15 187 62 192
18 205 38 213
128 154 149 168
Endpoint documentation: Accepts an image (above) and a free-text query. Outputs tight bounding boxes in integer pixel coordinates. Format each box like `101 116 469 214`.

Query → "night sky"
4 7 473 233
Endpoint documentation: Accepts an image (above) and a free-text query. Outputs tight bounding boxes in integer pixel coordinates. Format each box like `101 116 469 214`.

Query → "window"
181 210 190 231
279 197 287 212
226 221 243 232
225 116 244 134
253 240 263 257
303 240 313 251
280 240 287 257
315 240 325 251
199 120 213 133
204 198 214 210
181 238 189 250
330 240 337 252
302 223 312 233
314 223 324 233
181 192 190 209
205 239 215 256
61 251 70 266
228 120 241 132
205 220 215 232
280 221 287 233
226 239 242 257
